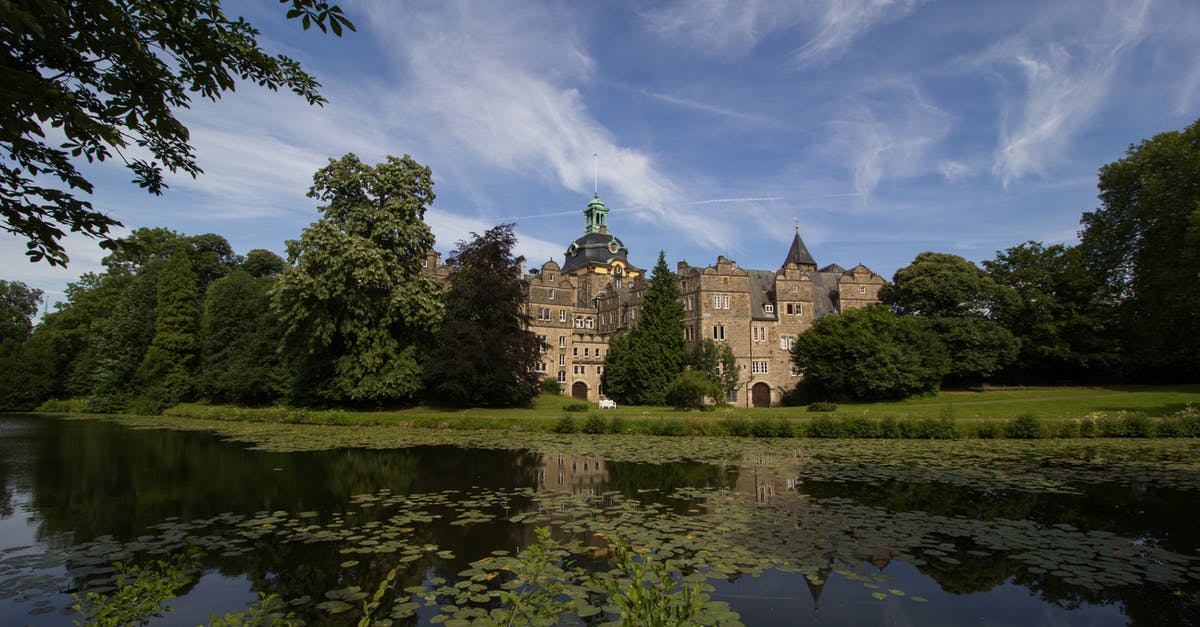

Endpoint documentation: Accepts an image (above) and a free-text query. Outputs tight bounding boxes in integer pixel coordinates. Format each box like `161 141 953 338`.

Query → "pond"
1 414 1199 625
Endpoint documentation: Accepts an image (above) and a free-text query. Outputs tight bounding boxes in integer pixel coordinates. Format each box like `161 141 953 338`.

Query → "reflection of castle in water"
531 454 609 494
732 462 801 504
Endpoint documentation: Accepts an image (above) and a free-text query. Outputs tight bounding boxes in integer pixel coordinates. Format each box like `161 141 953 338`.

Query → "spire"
782 229 817 269
583 193 609 235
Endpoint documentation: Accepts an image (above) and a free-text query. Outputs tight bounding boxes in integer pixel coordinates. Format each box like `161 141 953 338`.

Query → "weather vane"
593 153 598 195
793 216 799 232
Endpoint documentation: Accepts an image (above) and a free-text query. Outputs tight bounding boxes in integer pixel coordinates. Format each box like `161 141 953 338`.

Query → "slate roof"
782 232 817 268
560 232 632 273
747 270 778 320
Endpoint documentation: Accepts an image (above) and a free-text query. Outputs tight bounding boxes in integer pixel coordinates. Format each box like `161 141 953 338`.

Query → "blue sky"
5 0 1200 313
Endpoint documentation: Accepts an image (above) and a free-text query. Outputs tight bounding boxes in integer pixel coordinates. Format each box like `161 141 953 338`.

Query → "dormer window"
764 304 774 314
548 273 555 282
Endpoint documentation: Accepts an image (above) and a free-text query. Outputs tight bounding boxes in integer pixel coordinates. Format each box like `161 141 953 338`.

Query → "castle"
521 194 885 407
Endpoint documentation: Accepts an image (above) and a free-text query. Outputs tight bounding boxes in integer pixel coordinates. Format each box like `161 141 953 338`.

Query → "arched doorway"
572 381 589 400
751 382 771 408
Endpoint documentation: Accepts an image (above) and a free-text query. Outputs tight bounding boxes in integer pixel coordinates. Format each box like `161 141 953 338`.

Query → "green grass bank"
75 384 1199 439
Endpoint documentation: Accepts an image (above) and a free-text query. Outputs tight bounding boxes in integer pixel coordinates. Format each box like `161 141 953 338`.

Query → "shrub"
974 421 1000 439
1121 413 1154 438
807 402 838 412
665 371 719 410
541 377 562 395
721 416 751 437
608 416 625 434
751 417 793 438
901 417 956 439
839 416 877 438
879 416 901 438
582 414 607 434
1161 404 1200 437
1007 414 1046 439
554 416 577 433
564 402 589 412
807 415 840 438
650 419 688 436
36 398 85 413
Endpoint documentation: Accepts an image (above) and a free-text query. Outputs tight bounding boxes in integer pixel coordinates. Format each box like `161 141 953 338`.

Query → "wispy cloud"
988 0 1150 185
643 0 803 55
792 0 923 67
939 160 972 181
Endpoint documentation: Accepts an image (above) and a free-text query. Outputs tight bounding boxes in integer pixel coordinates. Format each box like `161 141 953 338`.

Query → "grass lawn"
161 384 1200 432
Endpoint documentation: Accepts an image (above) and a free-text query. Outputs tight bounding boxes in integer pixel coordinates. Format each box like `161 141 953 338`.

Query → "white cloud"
644 0 802 54
792 0 922 67
988 0 1150 185
939 160 972 181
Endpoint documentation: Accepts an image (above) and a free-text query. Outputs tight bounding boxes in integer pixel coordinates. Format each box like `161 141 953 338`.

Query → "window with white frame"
586 317 594 328
596 365 603 374
712 324 726 340
780 336 795 350
726 389 738 403
753 326 766 342
711 294 730 309
859 286 866 294
559 354 565 366
764 304 774 314
752 360 769 374
584 348 590 358
790 366 802 377
548 273 555 282
559 336 566 348
573 347 578 356
559 310 567 322
547 288 555 300
575 316 584 328
557 371 566 383
536 361 548 372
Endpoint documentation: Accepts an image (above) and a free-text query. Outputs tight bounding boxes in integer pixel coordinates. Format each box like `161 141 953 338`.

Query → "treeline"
0 154 544 412
791 118 1200 401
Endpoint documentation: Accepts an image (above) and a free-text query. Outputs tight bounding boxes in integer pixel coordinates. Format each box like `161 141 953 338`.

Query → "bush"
807 401 838 412
779 382 815 407
751 417 793 438
554 416 577 433
1007 414 1046 439
541 377 562 395
901 417 956 439
1161 404 1200 437
564 402 589 413
807 415 841 438
879 416 901 438
973 421 1000 439
582 414 607 434
839 416 877 438
721 416 751 437
608 417 625 434
36 398 85 413
665 371 720 410
1121 413 1154 437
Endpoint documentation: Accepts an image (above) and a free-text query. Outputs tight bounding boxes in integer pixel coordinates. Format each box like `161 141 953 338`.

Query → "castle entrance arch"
751 382 771 408
572 381 589 400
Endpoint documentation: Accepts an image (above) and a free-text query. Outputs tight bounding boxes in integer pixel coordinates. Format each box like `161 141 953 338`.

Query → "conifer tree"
602 251 686 405
136 249 200 408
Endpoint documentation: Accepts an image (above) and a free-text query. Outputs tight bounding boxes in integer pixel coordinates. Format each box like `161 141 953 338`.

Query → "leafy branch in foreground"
70 548 200 627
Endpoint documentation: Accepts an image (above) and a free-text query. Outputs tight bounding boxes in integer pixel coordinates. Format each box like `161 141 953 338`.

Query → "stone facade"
430 194 884 406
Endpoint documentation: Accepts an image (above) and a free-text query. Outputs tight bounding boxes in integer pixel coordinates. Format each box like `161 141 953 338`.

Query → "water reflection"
0 415 1197 625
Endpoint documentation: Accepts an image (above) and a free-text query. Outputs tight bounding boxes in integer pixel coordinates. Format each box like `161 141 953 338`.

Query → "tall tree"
1079 118 1200 380
135 249 200 408
2 0 353 266
198 270 283 405
791 305 948 401
0 280 50 409
0 280 42 344
984 241 1118 383
687 339 739 403
601 251 686 405
882 252 1018 387
423 225 546 407
103 227 238 290
82 265 160 411
271 153 444 406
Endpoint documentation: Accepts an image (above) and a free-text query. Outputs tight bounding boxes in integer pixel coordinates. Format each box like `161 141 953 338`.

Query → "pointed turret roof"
782 230 817 268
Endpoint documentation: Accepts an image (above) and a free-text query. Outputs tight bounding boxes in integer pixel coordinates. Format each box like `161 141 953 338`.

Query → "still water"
0 414 1198 625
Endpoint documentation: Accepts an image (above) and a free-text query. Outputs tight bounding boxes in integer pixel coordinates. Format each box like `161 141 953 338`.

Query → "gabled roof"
782 232 817 268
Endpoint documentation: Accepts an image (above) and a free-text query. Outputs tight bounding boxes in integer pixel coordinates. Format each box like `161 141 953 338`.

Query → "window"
753 326 766 342
712 325 726 340
573 347 578 357
559 355 565 366
548 273 555 282
559 336 566 348
557 371 566 383
795 303 803 315
780 336 795 350
559 310 567 322
791 366 802 377
711 294 730 310
752 360 769 374
859 286 866 294
536 361 548 372
537 307 551 321
422 257 429 268
596 365 603 374
584 348 590 358
785 303 792 315
586 317 594 329
548 288 555 300
597 349 603 359
575 316 584 328
726 389 738 403
764 304 774 314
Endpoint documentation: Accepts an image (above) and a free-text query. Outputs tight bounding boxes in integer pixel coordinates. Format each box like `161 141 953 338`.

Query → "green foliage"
241 249 287 279
486 527 574 626
791 305 948 401
602 252 686 405
927 316 1018 387
665 370 720 410
806 415 840 438
899 417 956 439
687 339 738 401
541 377 561 395
553 416 578 433
563 402 589 412
807 401 837 412
0 279 42 343
602 537 715 626
425 225 546 407
882 252 1017 318
272 153 443 406
207 593 302 627
70 549 199 626
750 416 793 438
2 0 351 266
649 419 689 436
721 416 751 436
1080 118 1200 380
582 414 608 434
83 266 160 409
984 242 1118 383
135 249 200 408
1007 414 1047 439
198 271 284 405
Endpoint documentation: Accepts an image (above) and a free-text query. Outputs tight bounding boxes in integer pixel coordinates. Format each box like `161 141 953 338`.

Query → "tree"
882 252 1018 387
686 339 738 403
601 252 686 405
0 280 43 344
135 248 200 408
1079 118 1200 380
81 265 160 411
242 249 286 278
102 227 237 290
983 241 1119 383
2 0 354 266
271 153 443 406
198 270 283 404
423 225 546 407
791 305 948 401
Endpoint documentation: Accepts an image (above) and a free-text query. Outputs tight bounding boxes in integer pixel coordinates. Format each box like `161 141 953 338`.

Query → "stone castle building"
518 194 885 407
